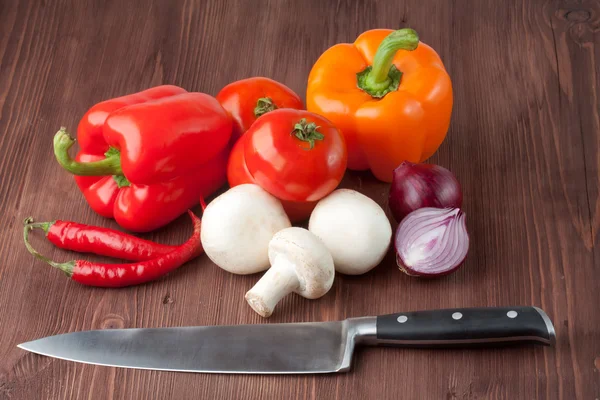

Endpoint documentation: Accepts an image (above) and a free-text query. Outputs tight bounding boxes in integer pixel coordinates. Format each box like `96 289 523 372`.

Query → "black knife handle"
375 307 555 348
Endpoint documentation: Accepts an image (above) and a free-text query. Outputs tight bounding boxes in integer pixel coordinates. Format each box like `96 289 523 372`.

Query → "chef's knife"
18 306 555 374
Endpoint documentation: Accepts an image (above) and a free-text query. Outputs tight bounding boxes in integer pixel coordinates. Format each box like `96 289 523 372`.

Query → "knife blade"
18 306 555 374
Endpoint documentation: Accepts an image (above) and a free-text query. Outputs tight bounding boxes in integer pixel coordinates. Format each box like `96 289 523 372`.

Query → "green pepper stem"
23 218 74 276
368 28 419 85
357 28 419 97
53 127 123 176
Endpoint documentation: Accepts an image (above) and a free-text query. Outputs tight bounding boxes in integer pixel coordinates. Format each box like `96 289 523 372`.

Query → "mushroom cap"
268 227 334 299
308 189 392 275
201 184 291 274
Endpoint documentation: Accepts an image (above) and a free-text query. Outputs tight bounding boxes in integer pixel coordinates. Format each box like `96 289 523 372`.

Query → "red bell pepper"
53 85 232 232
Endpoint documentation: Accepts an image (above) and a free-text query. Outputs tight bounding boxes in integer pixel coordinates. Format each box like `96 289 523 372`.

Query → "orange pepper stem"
357 28 420 98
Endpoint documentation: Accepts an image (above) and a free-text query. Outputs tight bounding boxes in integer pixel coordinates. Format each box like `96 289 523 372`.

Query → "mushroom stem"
245 227 335 318
245 256 299 318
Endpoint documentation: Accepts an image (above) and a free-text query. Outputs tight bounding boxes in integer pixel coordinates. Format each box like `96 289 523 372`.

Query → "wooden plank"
0 0 598 398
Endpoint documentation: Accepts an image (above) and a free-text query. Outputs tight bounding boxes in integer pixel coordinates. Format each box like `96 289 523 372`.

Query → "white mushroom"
245 227 334 318
201 184 291 275
308 189 392 275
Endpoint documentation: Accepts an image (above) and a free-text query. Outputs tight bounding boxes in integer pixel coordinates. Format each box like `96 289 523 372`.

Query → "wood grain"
0 0 598 398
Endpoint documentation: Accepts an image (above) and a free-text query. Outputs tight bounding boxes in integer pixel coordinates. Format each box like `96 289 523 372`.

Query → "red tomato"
227 137 318 222
216 77 304 142
243 109 347 202
227 138 253 187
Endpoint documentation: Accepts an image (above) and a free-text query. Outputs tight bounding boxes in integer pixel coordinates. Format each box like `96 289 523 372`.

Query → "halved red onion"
395 207 469 277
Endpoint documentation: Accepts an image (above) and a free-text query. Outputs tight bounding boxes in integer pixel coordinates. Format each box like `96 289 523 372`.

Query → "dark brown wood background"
1 0 598 398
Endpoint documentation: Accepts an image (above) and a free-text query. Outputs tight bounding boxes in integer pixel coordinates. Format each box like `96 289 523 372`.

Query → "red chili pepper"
54 85 232 232
23 218 176 261
23 211 202 288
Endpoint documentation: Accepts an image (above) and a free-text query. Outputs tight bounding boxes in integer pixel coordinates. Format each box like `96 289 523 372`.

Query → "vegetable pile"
24 27 471 316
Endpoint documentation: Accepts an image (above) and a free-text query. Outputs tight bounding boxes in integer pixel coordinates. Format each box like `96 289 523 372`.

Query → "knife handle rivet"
507 310 518 318
452 312 463 320
397 315 408 323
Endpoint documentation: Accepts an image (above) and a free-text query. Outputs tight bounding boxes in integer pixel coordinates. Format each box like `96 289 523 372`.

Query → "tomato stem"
254 97 277 118
357 28 419 98
291 118 324 150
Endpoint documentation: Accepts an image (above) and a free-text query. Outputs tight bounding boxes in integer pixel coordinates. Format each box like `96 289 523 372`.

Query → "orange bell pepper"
306 28 453 182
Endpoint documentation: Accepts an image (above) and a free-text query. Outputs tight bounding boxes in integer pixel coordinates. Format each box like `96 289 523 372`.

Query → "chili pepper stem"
53 127 123 176
23 219 75 277
357 28 419 98
23 220 54 234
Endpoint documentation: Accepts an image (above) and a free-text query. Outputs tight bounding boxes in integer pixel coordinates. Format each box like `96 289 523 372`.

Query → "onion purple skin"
389 161 463 223
394 207 470 278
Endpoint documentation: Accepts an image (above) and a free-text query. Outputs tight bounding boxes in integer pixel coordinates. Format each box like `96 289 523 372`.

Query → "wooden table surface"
1 0 599 399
